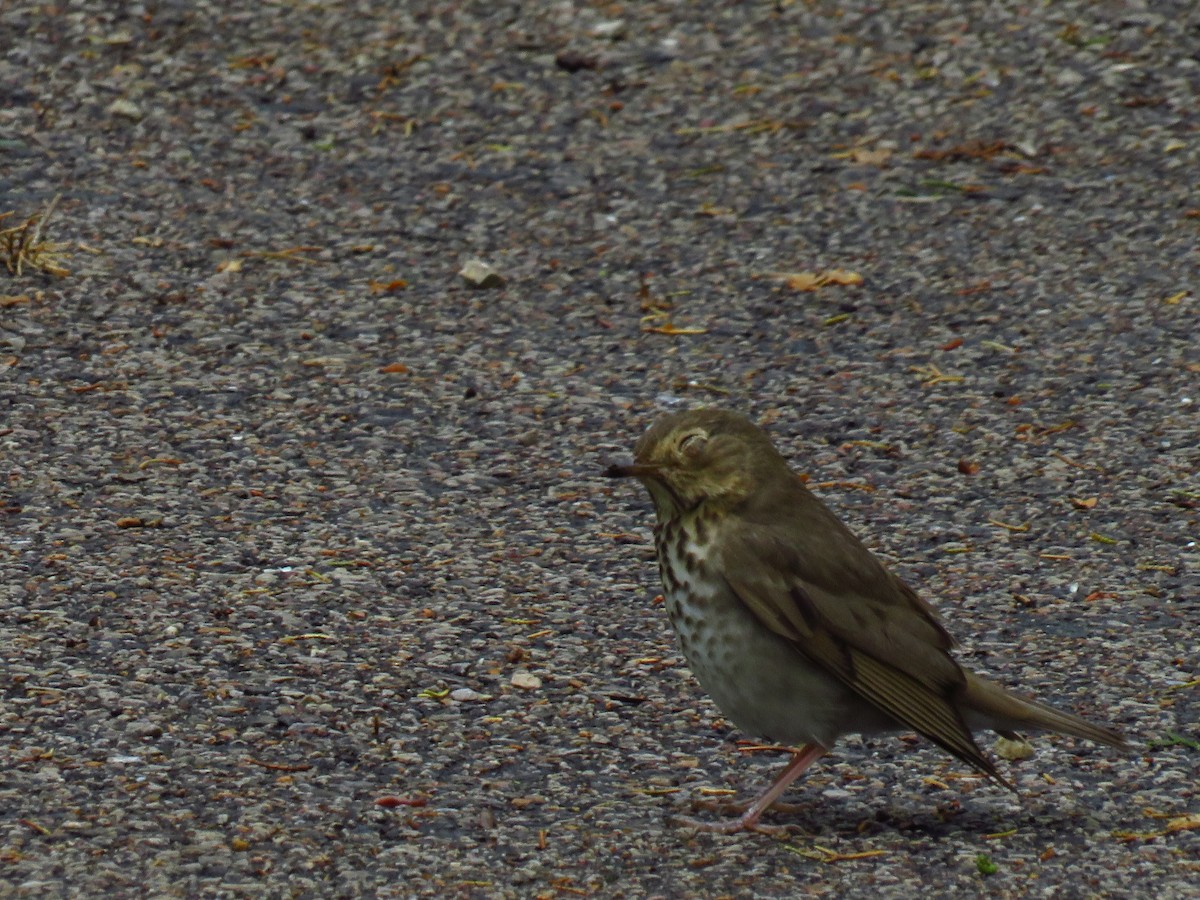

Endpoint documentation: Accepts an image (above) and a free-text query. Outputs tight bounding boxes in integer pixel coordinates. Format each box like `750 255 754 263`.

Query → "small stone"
459 259 505 289
510 671 541 690
107 98 143 120
590 20 626 40
128 720 164 740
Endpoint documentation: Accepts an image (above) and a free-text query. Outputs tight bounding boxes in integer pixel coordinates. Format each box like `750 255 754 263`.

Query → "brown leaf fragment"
510 795 545 809
230 53 277 70
955 281 992 297
1070 496 1098 509
375 795 427 808
245 758 312 773
823 268 863 286
777 269 863 291
369 279 408 293
848 147 892 166
139 457 182 469
784 271 823 291
914 140 1011 161
1122 95 1166 108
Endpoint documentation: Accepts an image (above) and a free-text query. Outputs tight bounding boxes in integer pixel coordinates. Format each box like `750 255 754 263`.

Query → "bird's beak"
602 458 660 479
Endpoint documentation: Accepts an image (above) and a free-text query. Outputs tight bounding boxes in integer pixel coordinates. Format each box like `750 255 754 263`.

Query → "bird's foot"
675 745 825 835
673 812 797 836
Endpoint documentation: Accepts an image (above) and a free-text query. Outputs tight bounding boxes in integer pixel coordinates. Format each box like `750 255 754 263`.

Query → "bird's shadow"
673 789 1107 840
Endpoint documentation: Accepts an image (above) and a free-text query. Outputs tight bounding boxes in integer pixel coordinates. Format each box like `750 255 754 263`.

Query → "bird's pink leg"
681 743 828 834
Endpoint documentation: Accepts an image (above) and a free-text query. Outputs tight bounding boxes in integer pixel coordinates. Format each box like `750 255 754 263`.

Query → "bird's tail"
962 670 1130 749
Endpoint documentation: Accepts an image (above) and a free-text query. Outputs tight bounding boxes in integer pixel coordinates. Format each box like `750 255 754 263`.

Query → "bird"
604 407 1129 833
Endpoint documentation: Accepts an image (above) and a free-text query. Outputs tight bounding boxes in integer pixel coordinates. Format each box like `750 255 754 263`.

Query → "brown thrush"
605 407 1128 833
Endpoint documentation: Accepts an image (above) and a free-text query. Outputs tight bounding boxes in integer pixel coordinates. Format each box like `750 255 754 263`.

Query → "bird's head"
604 408 790 517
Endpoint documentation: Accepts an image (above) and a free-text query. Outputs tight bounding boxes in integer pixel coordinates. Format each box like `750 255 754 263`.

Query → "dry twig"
0 194 70 277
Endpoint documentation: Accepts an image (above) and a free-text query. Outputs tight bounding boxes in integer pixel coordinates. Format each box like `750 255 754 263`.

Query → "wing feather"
720 493 1008 785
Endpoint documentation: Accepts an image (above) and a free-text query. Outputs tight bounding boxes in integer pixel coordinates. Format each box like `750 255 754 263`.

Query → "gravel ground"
2 1 1197 897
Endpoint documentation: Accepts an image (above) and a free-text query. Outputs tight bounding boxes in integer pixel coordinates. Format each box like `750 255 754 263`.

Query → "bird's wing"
720 518 1006 784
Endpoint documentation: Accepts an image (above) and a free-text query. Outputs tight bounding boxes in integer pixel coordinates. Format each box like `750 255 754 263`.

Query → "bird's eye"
679 431 708 456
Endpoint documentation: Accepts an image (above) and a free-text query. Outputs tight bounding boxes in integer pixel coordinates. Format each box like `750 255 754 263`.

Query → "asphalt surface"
2 1 1197 897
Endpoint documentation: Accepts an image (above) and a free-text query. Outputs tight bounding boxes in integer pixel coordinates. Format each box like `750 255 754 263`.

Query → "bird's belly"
661 563 895 747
